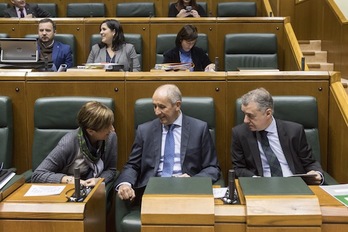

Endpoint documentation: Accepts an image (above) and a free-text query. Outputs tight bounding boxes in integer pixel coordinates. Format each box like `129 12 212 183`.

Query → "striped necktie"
19 8 25 18
259 130 283 177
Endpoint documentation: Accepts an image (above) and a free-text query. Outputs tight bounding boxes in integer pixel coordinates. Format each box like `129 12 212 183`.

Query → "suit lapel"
248 130 264 176
180 115 189 166
276 119 296 173
153 120 162 172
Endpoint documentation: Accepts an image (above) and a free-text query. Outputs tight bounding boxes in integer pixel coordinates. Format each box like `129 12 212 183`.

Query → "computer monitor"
0 38 38 63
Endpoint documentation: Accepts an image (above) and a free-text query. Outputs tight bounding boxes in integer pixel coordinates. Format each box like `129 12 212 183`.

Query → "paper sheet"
24 185 66 196
213 187 228 198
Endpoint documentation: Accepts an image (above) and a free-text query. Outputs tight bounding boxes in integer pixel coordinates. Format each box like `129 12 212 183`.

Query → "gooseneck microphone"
74 167 81 200
228 169 235 202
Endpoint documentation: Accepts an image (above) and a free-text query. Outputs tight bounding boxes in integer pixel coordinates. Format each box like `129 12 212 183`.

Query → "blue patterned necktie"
259 130 283 177
162 124 175 177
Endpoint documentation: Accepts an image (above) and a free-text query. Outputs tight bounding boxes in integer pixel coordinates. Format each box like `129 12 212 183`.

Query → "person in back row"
37 18 73 71
231 87 324 185
163 24 215 72
87 19 140 72
3 0 51 18
169 0 207 18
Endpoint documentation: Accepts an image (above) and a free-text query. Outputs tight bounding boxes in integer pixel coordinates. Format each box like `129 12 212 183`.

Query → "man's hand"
304 170 323 185
118 184 136 201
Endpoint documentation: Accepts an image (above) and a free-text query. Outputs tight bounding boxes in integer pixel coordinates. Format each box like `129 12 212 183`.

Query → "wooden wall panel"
0 73 28 173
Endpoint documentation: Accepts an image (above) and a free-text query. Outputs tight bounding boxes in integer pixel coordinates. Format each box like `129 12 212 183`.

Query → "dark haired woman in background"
87 19 140 71
163 24 215 71
168 0 207 17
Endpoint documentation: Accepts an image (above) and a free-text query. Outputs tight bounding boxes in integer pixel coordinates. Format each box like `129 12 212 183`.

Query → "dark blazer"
38 41 73 70
3 4 51 18
116 114 221 189
231 119 323 177
163 46 212 71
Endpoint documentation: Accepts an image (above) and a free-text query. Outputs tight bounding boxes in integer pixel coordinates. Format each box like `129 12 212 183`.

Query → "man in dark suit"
37 18 73 70
3 0 50 18
116 84 221 202
231 87 323 185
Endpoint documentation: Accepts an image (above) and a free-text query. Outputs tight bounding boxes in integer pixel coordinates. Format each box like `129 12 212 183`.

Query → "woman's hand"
190 10 200 18
205 63 216 72
82 177 102 187
177 9 190 18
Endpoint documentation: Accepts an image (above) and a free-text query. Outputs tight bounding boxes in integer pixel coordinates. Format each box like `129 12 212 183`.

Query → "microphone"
74 168 81 200
301 57 305 71
228 169 235 202
215 57 219 71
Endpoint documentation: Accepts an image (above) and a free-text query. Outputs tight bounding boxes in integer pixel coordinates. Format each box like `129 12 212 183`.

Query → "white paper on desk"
213 187 228 198
24 185 66 196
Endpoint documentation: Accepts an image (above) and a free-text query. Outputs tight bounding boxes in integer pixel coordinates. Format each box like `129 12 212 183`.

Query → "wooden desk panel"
0 73 28 173
0 180 105 232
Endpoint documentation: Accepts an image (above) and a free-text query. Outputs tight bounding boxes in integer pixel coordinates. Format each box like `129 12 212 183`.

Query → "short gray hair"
241 87 273 113
155 84 182 104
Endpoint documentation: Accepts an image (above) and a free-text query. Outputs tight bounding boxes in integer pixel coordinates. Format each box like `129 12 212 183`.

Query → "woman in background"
32 101 117 187
87 19 140 71
163 24 215 71
168 0 207 17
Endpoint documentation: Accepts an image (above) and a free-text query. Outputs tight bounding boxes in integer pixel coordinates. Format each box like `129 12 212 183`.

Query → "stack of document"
154 62 194 71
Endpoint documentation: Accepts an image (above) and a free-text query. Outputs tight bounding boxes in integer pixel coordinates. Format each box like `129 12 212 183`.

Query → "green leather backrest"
224 33 278 71
90 33 143 70
217 2 257 17
67 3 105 17
235 96 320 162
156 33 208 64
32 96 114 170
0 3 8 17
116 2 155 17
0 96 13 169
134 97 215 144
37 3 57 17
25 34 76 67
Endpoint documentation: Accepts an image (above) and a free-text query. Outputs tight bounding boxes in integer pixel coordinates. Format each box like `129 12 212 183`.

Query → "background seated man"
3 0 50 18
231 87 324 185
116 84 221 204
37 18 73 71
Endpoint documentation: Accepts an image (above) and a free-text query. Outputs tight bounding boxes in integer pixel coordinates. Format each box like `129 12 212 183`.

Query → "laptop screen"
0 38 38 63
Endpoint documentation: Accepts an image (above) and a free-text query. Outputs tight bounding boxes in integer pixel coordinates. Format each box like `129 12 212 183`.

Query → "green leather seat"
90 33 143 70
37 3 57 17
217 2 257 17
224 33 278 71
156 33 208 64
0 96 13 169
25 34 76 67
235 96 338 185
0 3 9 17
116 2 155 17
67 3 105 17
116 97 221 232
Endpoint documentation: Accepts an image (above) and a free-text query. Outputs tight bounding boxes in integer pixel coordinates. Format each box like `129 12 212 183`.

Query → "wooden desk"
0 180 106 232
215 181 348 232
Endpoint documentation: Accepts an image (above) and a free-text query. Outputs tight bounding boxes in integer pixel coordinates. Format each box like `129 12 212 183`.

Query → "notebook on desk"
0 38 38 63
